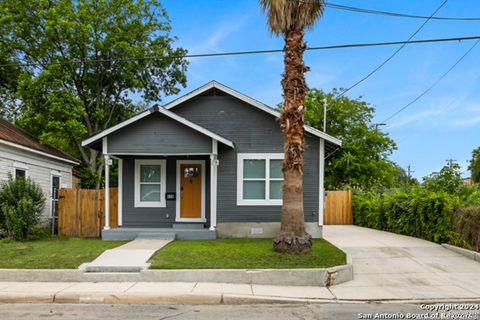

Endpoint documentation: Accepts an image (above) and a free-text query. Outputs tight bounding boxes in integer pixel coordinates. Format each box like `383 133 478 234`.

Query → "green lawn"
149 238 346 269
0 237 126 269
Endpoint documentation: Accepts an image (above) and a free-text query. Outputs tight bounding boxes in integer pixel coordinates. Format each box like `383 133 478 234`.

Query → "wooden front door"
180 163 202 218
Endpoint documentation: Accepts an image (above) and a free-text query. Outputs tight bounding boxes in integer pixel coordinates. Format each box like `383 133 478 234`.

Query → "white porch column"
210 139 218 230
319 138 325 226
117 158 123 227
104 155 111 230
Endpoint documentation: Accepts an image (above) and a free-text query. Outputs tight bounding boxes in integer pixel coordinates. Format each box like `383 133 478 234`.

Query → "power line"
382 39 480 123
335 0 449 98
325 2 480 21
1 35 479 68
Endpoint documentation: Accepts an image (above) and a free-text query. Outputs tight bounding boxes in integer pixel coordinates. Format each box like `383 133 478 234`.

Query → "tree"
260 0 325 254
304 89 399 189
0 52 21 121
469 147 480 183
422 163 463 194
0 0 188 182
393 165 419 189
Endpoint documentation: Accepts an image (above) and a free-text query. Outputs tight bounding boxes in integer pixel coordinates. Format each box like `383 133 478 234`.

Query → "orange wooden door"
180 164 202 218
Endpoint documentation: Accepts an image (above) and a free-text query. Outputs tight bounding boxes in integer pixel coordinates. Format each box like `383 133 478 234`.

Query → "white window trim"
13 162 28 179
50 173 62 218
237 153 284 206
134 159 167 208
175 160 206 222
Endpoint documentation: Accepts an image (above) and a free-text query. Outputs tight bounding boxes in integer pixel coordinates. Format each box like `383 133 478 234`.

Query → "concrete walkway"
80 239 172 272
323 225 480 301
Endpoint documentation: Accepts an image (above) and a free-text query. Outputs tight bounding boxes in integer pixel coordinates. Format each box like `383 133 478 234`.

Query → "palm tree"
260 0 325 254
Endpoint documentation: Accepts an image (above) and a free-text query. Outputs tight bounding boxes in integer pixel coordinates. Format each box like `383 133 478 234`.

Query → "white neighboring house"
0 118 79 221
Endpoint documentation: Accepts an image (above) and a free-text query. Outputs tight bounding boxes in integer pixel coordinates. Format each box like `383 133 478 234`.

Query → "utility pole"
374 123 386 130
446 159 457 168
323 97 327 133
407 164 414 179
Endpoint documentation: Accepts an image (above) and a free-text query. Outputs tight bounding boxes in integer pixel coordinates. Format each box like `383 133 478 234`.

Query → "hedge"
353 188 475 250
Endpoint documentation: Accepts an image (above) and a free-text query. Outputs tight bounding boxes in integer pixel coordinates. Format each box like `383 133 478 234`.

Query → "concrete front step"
172 223 205 229
102 228 216 240
136 232 176 240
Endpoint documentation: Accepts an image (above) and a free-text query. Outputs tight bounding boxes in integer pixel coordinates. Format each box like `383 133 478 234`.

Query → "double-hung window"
13 162 28 180
237 153 283 205
14 168 26 179
134 159 166 207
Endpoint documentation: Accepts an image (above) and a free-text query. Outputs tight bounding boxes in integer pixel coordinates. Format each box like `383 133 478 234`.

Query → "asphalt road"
1 303 480 320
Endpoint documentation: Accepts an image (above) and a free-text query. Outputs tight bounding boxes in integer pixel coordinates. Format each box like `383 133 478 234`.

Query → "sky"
159 0 480 180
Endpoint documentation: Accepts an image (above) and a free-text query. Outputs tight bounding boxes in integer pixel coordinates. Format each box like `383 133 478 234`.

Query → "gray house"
82 81 341 240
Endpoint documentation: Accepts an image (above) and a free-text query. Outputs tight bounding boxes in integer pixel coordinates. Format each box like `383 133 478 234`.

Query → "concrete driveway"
323 225 480 301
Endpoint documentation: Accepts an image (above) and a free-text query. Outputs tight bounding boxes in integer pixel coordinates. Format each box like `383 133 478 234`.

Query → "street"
1 303 480 320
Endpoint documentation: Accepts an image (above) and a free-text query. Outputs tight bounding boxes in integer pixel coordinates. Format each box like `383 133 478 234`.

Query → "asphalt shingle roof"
0 118 79 163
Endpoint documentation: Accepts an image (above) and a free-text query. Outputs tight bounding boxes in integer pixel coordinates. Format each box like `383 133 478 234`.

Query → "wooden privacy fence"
324 190 353 225
58 188 118 237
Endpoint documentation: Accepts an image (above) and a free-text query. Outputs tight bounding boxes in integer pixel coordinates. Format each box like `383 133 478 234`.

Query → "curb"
0 264 354 287
2 292 480 305
0 292 54 303
53 292 222 305
441 243 480 262
222 294 312 305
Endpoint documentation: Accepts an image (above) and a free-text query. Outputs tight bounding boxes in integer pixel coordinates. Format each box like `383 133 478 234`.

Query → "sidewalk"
1 280 480 305
0 281 335 304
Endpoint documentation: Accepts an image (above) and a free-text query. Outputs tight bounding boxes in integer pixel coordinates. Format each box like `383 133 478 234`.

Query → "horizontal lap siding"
108 113 212 154
0 144 73 222
121 156 210 228
172 95 319 223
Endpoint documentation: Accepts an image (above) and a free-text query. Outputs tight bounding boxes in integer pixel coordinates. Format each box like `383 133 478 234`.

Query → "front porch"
103 153 219 232
89 108 230 236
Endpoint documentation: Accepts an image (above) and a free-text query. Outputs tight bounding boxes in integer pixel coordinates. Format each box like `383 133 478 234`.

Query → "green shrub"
0 176 45 240
463 186 480 205
422 164 464 194
352 189 387 230
353 187 463 245
453 206 480 252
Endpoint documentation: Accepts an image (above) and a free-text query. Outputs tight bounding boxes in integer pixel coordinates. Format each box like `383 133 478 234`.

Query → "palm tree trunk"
273 28 312 254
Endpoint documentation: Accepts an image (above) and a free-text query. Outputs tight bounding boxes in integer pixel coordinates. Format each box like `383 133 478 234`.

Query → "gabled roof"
164 81 342 146
0 118 79 165
82 106 235 148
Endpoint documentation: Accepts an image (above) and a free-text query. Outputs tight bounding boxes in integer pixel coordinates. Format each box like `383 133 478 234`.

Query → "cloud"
465 103 480 112
452 116 480 126
187 11 255 54
387 97 459 129
450 101 480 127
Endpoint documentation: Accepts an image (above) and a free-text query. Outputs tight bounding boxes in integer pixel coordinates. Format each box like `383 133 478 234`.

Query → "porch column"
117 158 123 227
210 139 218 230
319 138 325 226
104 155 111 230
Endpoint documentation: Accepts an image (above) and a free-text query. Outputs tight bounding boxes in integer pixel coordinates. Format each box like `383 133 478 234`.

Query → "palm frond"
259 0 325 35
